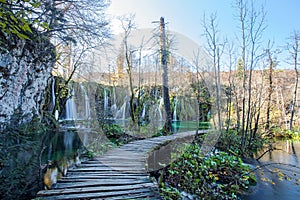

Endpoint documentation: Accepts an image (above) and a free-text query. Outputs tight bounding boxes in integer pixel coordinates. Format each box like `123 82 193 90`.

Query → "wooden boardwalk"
37 131 199 199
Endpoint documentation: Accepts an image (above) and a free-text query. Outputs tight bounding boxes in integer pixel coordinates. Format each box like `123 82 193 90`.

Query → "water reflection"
244 140 300 200
42 129 85 189
41 121 113 190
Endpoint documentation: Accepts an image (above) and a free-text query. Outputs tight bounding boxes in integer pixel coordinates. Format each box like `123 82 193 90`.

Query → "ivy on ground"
160 144 256 200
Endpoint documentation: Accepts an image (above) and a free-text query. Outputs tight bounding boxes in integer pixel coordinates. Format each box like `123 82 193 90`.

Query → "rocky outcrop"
0 34 55 130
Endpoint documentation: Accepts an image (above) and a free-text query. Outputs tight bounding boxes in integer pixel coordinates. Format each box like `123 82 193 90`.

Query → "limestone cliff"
0 34 55 130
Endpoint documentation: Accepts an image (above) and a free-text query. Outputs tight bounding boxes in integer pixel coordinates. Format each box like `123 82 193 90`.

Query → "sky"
106 0 300 68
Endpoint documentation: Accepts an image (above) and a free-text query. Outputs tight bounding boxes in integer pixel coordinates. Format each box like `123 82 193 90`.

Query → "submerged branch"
247 162 300 174
256 146 282 161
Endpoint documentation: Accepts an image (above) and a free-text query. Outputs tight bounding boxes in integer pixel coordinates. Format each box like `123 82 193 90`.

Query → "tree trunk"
289 32 299 130
266 43 274 130
290 60 299 130
160 17 172 134
126 51 136 123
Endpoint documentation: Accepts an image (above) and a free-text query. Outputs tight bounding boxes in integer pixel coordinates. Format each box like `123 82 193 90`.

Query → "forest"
0 0 299 199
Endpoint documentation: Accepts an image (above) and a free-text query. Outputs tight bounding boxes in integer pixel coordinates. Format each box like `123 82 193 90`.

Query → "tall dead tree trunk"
160 17 172 134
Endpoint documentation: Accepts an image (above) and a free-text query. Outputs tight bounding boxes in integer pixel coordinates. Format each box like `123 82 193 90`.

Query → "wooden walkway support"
37 131 200 199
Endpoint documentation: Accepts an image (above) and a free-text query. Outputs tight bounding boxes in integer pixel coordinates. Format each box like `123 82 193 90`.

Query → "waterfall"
173 96 178 121
110 87 119 119
104 88 108 116
51 78 60 120
85 93 90 120
65 89 77 120
80 84 90 120
141 104 146 119
111 104 117 117
83 131 89 146
115 101 127 120
113 87 117 105
152 98 163 122
51 78 56 112
158 97 163 121
54 110 59 121
65 98 72 119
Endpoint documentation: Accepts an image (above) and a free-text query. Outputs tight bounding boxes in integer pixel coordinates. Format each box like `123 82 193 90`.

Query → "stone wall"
0 34 55 130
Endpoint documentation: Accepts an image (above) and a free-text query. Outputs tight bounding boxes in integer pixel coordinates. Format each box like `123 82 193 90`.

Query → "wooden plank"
79 163 144 167
81 162 145 166
66 172 147 176
100 191 161 200
98 150 145 154
68 167 145 172
59 177 149 183
109 195 161 200
96 156 145 160
37 182 156 196
82 159 144 164
39 188 158 199
96 157 145 161
52 179 153 189
62 174 149 179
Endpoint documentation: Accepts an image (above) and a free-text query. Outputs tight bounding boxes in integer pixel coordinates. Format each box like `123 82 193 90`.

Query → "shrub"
161 144 256 199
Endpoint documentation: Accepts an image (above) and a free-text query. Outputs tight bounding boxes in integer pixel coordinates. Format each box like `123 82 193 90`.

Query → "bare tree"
37 0 111 120
193 49 208 135
236 0 247 142
51 0 111 80
224 41 237 131
202 12 225 133
118 14 137 123
235 0 266 153
42 0 111 47
265 40 278 130
287 30 300 130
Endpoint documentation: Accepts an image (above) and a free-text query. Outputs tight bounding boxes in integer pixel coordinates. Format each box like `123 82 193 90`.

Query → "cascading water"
111 104 117 118
150 97 163 126
141 104 146 119
51 78 60 120
158 97 163 121
65 88 77 120
115 101 127 120
51 78 56 112
80 84 90 120
113 87 117 105
173 96 178 121
110 87 117 117
54 110 59 121
172 96 179 133
104 88 108 116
